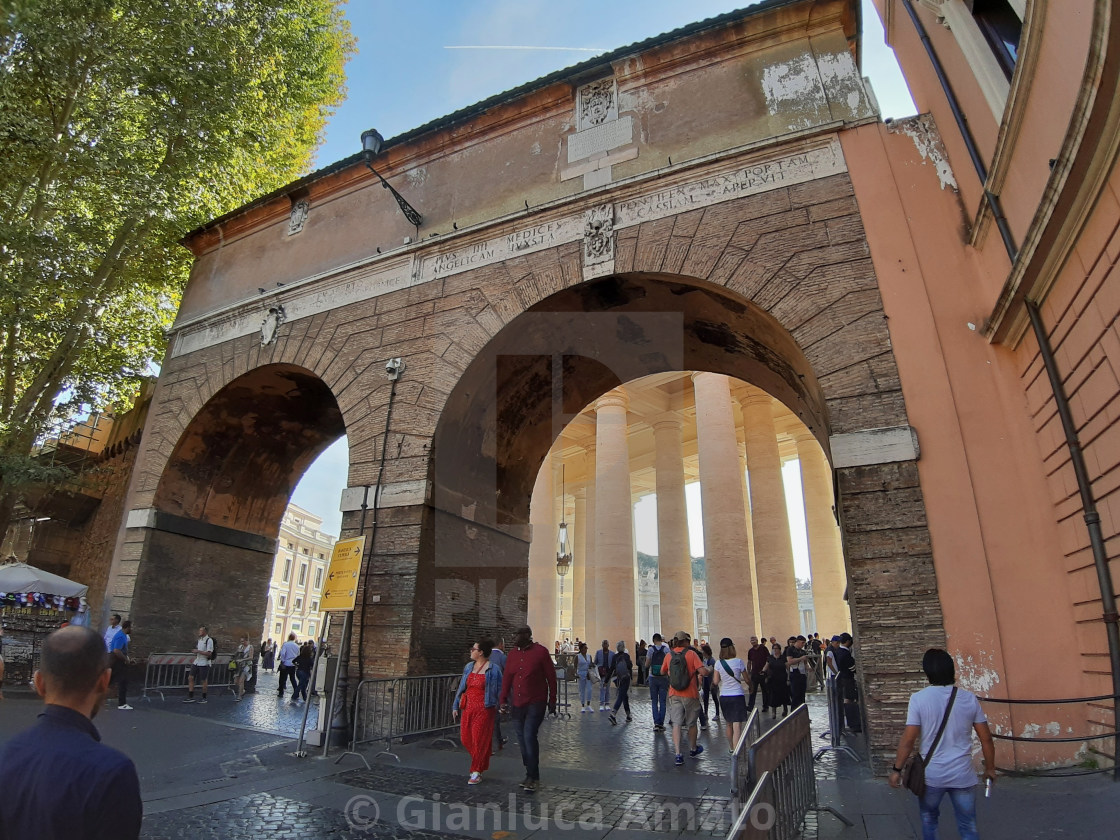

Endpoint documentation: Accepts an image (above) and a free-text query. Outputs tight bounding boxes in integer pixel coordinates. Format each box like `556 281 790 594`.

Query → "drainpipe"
900 0 1120 777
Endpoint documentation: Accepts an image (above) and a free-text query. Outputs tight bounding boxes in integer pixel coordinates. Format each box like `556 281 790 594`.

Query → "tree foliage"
0 0 352 503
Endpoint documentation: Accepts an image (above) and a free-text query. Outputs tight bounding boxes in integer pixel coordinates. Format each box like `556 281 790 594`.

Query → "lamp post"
556 521 572 639
360 129 423 228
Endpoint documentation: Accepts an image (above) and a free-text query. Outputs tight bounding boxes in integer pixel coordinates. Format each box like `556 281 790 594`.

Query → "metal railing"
555 666 573 718
814 678 861 763
141 652 235 701
730 707 764 803
979 692 1120 780
336 673 461 767
740 704 852 839
725 770 775 840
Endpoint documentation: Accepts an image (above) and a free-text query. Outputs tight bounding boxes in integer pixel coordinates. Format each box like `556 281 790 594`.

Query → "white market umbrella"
0 562 88 597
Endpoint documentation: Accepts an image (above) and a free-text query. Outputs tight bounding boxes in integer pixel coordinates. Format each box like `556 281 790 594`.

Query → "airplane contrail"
444 45 607 52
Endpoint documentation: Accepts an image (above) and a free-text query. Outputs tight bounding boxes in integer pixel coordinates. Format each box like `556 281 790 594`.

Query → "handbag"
900 686 958 796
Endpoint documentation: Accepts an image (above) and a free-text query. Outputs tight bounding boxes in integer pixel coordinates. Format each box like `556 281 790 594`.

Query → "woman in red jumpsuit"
451 638 503 784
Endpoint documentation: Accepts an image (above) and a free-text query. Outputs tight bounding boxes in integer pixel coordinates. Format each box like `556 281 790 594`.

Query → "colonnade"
526 372 851 648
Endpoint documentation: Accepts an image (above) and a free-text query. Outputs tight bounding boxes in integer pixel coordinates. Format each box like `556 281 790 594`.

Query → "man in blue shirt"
0 625 142 840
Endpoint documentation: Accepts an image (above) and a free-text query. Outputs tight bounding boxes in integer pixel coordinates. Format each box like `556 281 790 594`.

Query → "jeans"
578 674 593 705
702 681 719 719
919 786 978 840
599 673 611 706
511 701 547 780
748 673 764 710
789 670 807 708
612 677 631 717
648 675 668 726
295 668 310 701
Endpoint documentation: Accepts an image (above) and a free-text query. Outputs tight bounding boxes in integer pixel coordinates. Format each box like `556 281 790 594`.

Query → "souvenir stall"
0 562 90 688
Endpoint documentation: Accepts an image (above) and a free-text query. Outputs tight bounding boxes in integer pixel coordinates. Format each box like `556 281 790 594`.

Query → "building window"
970 0 1021 80
287 542 294 549
295 597 303 611
279 595 287 608
314 567 323 591
311 600 319 613
298 563 308 586
308 622 316 636
303 547 309 555
318 553 324 559
282 558 291 582
274 622 282 634
292 621 301 632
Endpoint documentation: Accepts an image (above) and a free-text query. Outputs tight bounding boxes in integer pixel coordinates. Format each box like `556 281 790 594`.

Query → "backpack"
648 644 667 675
205 636 216 660
668 648 692 691
614 652 629 679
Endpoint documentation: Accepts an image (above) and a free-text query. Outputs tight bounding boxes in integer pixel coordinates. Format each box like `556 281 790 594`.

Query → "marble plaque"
616 139 846 229
568 115 634 163
418 217 582 282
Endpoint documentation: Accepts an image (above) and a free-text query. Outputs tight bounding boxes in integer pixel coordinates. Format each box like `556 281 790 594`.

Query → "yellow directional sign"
319 536 366 612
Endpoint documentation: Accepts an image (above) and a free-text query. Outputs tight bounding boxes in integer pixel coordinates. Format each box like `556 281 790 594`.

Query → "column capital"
596 388 629 412
651 413 683 434
735 387 773 409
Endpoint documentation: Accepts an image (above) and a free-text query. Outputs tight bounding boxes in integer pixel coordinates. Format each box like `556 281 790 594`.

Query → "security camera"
385 357 406 381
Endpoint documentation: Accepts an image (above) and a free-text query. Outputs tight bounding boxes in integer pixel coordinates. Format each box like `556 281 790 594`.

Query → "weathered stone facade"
104 0 953 767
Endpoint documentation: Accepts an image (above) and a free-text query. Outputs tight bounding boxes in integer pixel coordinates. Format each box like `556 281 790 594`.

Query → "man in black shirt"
0 626 142 839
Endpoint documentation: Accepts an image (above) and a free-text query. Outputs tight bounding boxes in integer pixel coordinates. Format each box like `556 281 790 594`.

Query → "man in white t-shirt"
889 648 996 839
183 625 214 704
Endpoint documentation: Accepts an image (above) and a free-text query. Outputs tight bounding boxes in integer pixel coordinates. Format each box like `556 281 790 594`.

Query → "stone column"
692 372 757 642
572 486 588 643
652 415 694 639
594 390 636 648
732 399 762 627
527 452 558 648
739 387 800 635
795 432 851 634
582 445 599 645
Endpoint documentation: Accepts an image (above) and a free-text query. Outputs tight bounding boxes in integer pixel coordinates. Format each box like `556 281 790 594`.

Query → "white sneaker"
468 771 482 785
118 704 134 711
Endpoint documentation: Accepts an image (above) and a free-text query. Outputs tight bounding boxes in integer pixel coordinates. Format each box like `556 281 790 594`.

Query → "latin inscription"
419 218 579 282
616 142 843 228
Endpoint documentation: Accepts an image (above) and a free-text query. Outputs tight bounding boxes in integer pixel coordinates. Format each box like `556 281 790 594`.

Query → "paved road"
3 677 1118 839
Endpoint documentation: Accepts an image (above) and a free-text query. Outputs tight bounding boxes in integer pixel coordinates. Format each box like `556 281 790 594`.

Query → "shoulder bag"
900 686 958 797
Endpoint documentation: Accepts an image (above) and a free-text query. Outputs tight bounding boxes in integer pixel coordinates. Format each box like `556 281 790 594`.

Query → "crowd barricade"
141 652 235 701
731 704 851 840
813 679 861 763
729 707 764 803
336 673 460 768
554 666 573 718
725 770 775 840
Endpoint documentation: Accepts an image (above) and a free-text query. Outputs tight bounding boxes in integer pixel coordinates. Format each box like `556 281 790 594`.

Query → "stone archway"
123 364 345 655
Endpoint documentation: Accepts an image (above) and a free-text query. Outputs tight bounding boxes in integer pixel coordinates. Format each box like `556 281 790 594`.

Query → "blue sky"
291 0 916 566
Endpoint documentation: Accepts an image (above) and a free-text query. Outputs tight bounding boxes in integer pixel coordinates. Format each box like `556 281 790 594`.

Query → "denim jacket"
452 660 502 712
576 653 592 677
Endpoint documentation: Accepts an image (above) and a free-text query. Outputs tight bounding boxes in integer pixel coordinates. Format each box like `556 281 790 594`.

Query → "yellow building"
261 504 335 644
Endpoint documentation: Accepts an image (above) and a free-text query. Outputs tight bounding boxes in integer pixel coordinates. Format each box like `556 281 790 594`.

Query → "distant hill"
636 551 706 582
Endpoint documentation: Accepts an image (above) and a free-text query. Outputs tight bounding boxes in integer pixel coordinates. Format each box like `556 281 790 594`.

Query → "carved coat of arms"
260 304 286 346
579 79 616 129
288 199 310 235
583 205 615 265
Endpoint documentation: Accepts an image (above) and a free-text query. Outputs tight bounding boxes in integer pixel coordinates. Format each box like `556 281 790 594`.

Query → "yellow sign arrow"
319 536 365 612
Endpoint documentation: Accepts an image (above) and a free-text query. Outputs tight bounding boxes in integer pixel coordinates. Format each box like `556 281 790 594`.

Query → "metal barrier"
141 652 235 701
725 770 775 840
745 705 851 839
979 692 1120 780
814 678 861 763
336 673 461 767
730 707 764 802
555 667 573 718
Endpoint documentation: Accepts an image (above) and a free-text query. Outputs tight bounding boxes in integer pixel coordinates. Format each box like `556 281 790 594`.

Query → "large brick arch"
117 165 941 763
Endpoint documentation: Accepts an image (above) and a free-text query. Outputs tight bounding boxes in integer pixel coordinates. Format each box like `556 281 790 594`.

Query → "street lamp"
360 129 423 228
555 465 573 639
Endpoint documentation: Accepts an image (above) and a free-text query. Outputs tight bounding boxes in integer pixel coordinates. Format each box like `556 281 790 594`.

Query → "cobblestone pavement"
144 669 322 737
339 764 734 835
140 791 475 840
